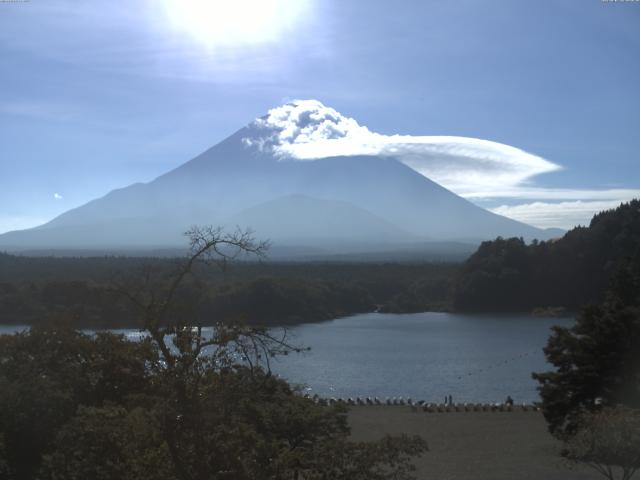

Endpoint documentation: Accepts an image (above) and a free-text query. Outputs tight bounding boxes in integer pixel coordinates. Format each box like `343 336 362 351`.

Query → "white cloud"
53 193 63 200
247 100 562 196
490 200 633 230
245 100 639 230
461 187 640 201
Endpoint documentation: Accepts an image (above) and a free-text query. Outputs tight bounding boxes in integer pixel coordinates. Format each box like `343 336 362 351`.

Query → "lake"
270 312 571 404
0 312 571 404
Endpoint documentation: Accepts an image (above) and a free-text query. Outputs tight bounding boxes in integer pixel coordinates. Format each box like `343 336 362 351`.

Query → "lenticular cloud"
245 99 561 198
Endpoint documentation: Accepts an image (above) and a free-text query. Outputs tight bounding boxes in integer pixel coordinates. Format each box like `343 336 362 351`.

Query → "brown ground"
348 405 601 480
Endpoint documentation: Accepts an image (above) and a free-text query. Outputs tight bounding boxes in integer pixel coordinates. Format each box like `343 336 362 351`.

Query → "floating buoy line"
455 349 541 380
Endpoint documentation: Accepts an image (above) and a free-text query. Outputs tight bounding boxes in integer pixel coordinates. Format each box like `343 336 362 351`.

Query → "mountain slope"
0 103 560 253
223 194 413 246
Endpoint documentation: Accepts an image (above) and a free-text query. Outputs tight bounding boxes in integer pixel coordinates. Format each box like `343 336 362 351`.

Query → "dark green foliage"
533 253 640 438
453 237 533 311
0 258 458 327
0 326 157 479
202 277 375 324
0 327 427 480
453 200 640 312
41 405 174 480
380 277 451 313
0 279 133 327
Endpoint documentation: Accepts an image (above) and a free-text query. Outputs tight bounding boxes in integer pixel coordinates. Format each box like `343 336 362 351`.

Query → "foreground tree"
564 407 640 480
532 253 640 437
0 326 156 479
1 226 427 480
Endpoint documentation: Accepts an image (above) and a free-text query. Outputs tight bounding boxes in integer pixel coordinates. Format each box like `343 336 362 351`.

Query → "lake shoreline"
1 312 573 404
0 306 576 330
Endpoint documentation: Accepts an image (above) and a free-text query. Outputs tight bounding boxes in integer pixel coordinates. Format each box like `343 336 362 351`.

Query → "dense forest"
0 255 455 328
452 200 640 312
1 200 638 327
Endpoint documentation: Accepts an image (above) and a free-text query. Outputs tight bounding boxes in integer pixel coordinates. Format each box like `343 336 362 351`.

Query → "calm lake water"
0 312 572 403
270 312 571 404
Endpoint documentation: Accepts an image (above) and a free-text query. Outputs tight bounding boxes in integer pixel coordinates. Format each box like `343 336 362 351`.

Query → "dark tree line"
3 200 638 326
0 254 458 328
379 277 451 313
202 277 375 325
453 200 640 312
0 277 377 329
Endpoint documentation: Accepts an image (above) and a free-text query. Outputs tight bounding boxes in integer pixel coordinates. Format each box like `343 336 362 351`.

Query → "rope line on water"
455 349 541 380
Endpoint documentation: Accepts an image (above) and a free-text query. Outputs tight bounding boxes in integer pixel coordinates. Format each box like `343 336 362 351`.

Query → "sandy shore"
348 405 600 480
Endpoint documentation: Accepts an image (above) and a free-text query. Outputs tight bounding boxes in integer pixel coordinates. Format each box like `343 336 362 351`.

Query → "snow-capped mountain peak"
241 100 559 199
0 101 563 254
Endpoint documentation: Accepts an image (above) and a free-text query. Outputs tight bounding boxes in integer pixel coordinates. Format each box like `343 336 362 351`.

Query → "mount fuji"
0 100 562 257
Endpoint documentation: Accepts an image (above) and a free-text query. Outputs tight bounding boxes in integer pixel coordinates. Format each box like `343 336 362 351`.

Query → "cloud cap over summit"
244 99 561 198
0 100 566 254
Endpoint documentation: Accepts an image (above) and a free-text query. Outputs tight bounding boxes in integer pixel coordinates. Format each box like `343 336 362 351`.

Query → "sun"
162 0 310 49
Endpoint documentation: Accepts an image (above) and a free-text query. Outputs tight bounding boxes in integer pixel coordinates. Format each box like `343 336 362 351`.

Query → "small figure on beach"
505 395 514 406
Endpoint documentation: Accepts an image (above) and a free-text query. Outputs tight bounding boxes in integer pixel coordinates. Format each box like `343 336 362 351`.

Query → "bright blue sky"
1 0 639 232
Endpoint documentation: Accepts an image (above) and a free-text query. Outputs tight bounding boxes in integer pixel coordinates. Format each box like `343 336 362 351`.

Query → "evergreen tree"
533 252 640 437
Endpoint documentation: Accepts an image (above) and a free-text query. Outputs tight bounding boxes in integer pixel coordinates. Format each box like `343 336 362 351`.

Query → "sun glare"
162 0 310 49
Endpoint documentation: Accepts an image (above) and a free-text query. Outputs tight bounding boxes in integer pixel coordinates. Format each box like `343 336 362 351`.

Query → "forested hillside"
0 256 455 328
453 200 640 312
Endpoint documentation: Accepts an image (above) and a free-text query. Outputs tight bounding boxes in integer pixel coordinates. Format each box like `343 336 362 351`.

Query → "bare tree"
564 407 640 480
111 226 301 368
111 226 307 480
107 226 427 480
